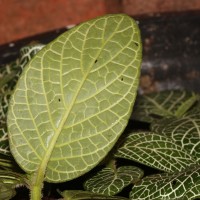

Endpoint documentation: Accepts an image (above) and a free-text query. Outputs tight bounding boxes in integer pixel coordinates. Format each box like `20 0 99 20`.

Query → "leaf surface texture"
7 14 142 182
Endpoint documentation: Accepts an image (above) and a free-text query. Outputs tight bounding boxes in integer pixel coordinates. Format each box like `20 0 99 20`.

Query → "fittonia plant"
1 14 142 199
0 14 200 200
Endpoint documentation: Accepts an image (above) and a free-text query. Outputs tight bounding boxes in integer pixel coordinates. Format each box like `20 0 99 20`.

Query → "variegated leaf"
0 44 44 94
0 61 20 94
131 90 199 123
181 180 200 200
84 165 143 196
130 164 200 200
0 125 9 155
151 103 200 162
115 132 197 172
0 44 44 155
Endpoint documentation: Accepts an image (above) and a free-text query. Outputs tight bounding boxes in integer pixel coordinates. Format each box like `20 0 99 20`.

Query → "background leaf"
84 165 143 196
0 181 16 200
0 170 26 200
115 132 197 172
0 126 9 155
0 45 44 155
151 103 200 162
60 190 129 200
7 14 142 182
0 44 44 94
132 90 199 123
130 164 200 200
0 154 14 169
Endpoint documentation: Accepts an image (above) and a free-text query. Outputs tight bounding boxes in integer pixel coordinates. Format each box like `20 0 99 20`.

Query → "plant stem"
107 159 117 173
30 168 45 200
31 185 43 200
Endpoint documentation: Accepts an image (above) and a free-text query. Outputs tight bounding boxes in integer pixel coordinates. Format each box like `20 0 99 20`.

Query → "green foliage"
60 190 129 200
0 12 199 200
0 170 26 200
7 14 141 185
115 131 197 173
126 90 200 199
151 102 200 162
0 14 142 199
84 162 143 195
132 90 199 123
130 165 200 200
0 127 9 155
0 45 44 155
0 181 16 200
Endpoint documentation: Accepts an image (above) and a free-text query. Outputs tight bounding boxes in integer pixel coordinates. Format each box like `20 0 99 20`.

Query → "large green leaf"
7 14 142 182
130 164 200 200
151 103 200 162
115 132 197 172
60 190 129 200
84 165 143 196
132 90 199 123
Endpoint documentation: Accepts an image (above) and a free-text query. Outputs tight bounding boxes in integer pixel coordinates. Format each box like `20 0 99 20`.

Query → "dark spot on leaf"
134 42 139 47
58 98 61 102
121 77 124 81
94 59 98 63
172 180 177 187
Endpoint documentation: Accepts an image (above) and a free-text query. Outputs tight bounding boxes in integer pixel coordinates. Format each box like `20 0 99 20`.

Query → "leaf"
0 153 26 173
151 103 200 162
60 190 129 200
0 44 44 94
115 132 197 172
0 181 16 200
131 90 199 123
0 126 9 155
181 180 200 200
0 62 20 94
0 170 26 185
0 154 13 169
130 164 200 200
7 14 142 182
19 44 44 62
0 170 26 200
0 94 11 155
84 165 143 196
0 45 44 155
